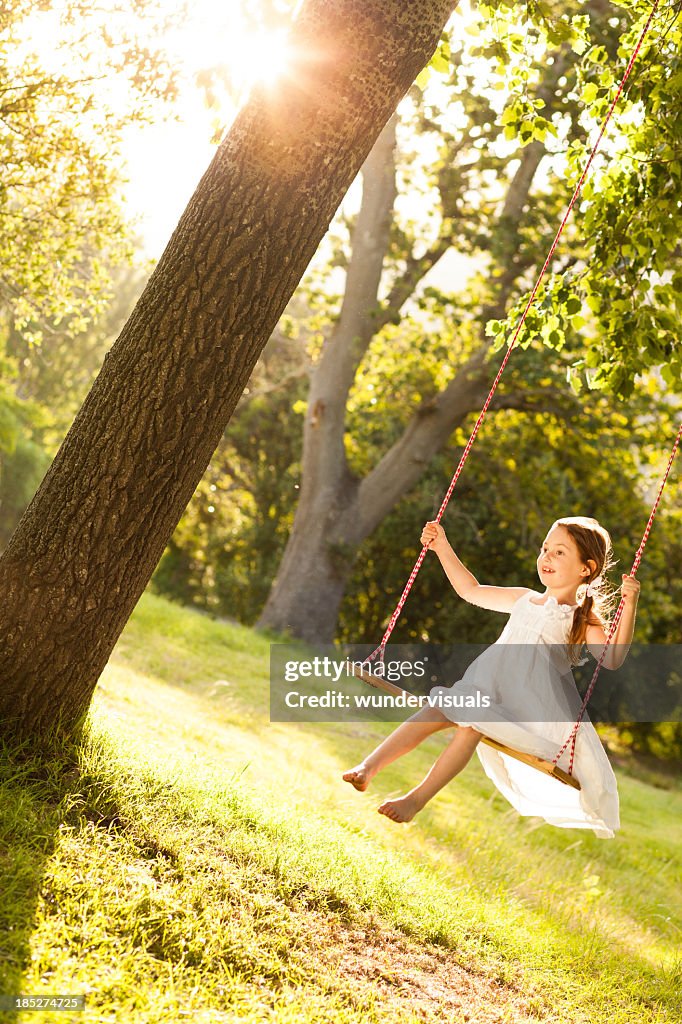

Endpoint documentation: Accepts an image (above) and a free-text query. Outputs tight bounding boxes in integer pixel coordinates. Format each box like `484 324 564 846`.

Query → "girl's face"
537 526 594 591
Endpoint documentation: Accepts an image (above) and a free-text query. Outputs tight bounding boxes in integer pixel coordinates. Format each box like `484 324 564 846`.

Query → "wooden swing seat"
351 665 581 791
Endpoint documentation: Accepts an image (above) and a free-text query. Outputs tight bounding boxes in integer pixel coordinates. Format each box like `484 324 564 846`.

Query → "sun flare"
173 5 295 105
223 26 292 94
20 0 301 256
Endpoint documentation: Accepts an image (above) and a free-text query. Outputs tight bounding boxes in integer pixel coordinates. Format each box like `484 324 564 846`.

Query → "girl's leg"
378 725 482 823
342 705 454 791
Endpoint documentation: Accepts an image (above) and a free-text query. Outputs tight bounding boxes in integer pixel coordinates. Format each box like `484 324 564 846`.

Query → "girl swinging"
343 515 641 838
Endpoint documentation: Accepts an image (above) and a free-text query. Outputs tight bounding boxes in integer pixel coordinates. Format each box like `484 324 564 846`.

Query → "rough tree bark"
0 0 458 736
256 51 574 644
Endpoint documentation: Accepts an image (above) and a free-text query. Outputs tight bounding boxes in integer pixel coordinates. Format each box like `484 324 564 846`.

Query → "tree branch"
297 114 398 499
352 346 490 537
311 115 398 413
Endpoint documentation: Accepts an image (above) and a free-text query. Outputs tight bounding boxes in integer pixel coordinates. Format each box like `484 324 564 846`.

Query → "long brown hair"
552 516 616 661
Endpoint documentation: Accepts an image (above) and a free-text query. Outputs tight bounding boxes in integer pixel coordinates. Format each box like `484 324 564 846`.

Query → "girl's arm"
584 574 641 670
421 521 530 613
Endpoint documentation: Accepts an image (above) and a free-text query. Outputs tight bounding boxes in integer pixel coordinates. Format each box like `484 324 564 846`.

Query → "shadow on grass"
0 736 74 1003
0 732 146 1011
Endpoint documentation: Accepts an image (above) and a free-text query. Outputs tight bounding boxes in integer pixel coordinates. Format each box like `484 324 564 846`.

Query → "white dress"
429 590 620 838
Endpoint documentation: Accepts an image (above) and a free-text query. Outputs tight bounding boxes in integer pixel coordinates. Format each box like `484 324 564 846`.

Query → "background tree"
510 0 682 394
0 0 459 738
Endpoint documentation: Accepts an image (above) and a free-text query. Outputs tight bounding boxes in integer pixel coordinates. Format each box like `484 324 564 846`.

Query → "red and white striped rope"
555 416 682 775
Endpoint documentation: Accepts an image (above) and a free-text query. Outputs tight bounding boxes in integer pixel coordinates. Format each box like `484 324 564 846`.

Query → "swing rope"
367 0 662 669
555 418 682 775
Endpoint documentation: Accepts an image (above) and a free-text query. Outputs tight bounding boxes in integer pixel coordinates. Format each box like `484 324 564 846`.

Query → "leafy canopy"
0 0 180 344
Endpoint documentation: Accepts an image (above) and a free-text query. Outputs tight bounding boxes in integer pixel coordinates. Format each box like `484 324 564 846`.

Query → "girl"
343 516 640 839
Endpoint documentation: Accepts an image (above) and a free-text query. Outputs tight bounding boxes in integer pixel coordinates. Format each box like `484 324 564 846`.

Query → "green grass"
1 590 680 1023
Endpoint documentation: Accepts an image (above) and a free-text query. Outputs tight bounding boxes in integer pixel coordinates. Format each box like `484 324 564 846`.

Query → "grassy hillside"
1 591 680 1023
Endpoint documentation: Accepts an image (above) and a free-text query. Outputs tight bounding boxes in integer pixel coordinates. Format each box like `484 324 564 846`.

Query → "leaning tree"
0 0 458 736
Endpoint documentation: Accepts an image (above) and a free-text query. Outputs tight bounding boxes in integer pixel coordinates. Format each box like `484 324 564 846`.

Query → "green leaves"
0 0 177 343
474 0 682 398
416 35 452 90
581 81 599 105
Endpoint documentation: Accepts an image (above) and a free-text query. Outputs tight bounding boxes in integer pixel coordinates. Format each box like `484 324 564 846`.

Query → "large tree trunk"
0 0 458 737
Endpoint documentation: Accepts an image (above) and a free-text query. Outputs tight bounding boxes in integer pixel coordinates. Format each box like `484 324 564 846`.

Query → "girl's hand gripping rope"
421 521 448 555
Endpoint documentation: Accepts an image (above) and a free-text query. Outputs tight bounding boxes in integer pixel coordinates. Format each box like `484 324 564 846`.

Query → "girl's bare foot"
342 762 377 792
377 792 425 823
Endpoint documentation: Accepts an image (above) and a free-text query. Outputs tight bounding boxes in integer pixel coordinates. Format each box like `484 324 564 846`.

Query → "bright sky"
122 107 217 257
